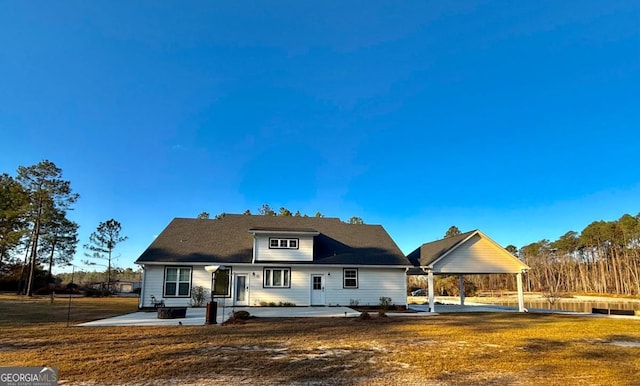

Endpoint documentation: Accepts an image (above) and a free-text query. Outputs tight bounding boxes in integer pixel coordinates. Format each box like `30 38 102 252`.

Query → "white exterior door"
234 274 249 306
310 274 325 305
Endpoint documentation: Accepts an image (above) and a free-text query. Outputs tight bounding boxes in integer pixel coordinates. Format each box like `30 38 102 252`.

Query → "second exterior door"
234 274 249 306
310 274 325 306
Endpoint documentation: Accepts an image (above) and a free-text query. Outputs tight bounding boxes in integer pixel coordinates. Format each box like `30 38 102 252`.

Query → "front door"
234 274 249 306
310 274 325 306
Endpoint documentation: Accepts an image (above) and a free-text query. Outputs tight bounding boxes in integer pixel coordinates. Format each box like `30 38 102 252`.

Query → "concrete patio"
82 293 621 327
78 302 537 327
79 306 364 326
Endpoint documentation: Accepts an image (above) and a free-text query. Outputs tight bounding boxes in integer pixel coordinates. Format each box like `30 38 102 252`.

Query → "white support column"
517 272 525 312
459 275 465 306
428 270 435 313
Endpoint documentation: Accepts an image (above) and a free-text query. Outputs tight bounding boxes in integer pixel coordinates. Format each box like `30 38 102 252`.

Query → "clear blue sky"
1 1 639 272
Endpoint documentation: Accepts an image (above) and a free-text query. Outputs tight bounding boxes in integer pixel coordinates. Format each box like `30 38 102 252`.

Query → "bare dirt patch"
609 340 640 348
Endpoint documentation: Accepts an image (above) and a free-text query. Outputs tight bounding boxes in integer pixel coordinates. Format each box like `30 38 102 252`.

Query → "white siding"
245 268 310 306
140 265 165 307
140 265 212 308
254 235 313 262
192 266 213 293
325 267 407 307
141 264 407 308
434 234 526 274
247 266 406 307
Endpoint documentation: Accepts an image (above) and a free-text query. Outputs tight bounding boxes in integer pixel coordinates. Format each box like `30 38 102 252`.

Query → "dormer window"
269 238 299 249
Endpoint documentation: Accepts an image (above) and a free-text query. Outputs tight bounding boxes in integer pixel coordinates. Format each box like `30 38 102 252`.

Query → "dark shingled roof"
136 215 410 266
406 230 477 274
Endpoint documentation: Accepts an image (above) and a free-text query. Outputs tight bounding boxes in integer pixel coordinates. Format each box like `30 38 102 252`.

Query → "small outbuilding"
407 230 530 312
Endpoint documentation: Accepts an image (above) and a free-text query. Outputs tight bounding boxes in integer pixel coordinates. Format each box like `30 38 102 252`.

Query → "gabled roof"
136 215 410 266
407 230 477 268
407 229 529 274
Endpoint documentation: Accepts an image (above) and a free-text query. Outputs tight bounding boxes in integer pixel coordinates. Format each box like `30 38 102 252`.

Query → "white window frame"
264 267 291 288
268 238 299 249
343 268 358 289
164 266 192 297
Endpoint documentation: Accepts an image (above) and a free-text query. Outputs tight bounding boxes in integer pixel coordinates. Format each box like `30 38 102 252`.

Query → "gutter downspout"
139 265 146 309
251 236 256 264
404 267 409 308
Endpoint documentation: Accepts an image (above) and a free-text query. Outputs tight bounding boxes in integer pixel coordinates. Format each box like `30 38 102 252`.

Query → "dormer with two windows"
249 227 319 262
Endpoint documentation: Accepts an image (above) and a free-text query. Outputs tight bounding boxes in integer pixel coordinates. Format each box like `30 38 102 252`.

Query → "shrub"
233 310 251 320
83 287 112 297
359 311 371 320
378 296 392 317
190 286 207 307
222 316 245 326
259 301 296 307
349 299 360 307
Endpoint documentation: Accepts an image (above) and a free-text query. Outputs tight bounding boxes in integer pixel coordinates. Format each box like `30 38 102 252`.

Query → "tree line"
56 267 141 286
518 213 640 296
0 160 127 295
198 204 365 224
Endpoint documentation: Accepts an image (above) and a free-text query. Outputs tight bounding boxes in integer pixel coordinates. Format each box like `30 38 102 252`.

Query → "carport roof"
407 229 529 275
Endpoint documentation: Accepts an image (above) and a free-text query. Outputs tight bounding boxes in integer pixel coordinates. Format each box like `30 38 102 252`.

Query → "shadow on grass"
413 312 602 334
436 368 522 385
605 334 640 343
521 338 568 353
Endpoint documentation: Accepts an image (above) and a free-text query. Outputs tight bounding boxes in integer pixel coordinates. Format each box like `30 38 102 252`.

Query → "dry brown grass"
0 294 137 326
1 295 639 385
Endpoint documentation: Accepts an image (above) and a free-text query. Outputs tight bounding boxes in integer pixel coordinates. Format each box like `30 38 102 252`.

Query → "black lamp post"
205 265 226 324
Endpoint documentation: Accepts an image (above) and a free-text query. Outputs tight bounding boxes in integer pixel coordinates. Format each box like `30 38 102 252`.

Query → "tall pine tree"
16 160 79 296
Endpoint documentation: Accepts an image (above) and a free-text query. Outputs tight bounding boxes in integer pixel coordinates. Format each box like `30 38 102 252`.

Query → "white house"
135 215 411 308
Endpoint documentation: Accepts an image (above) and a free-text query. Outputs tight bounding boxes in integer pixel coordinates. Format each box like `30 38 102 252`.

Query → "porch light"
205 265 226 273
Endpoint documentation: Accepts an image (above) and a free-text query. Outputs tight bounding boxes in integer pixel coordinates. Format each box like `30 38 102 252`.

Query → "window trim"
343 268 358 289
163 266 192 298
268 238 299 250
263 267 291 288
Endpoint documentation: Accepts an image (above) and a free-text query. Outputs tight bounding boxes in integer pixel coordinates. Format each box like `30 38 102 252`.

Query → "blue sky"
1 1 639 272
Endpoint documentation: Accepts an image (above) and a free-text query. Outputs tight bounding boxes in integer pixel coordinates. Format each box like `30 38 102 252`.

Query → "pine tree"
84 219 127 292
16 160 79 296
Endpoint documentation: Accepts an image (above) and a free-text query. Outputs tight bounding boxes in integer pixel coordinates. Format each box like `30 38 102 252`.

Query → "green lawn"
0 294 639 385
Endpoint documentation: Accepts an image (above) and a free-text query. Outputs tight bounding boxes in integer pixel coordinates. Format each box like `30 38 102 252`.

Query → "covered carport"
407 230 530 312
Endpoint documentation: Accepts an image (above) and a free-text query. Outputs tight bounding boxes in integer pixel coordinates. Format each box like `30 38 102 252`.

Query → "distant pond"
478 299 640 313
